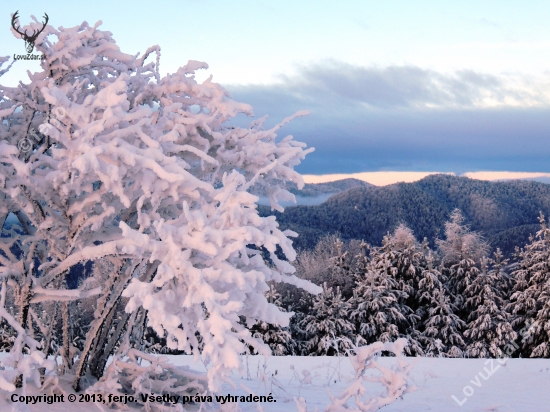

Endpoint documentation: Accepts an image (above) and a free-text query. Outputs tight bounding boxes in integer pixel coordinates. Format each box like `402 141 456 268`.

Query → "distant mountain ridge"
250 178 371 197
259 174 550 256
251 178 372 206
289 178 373 197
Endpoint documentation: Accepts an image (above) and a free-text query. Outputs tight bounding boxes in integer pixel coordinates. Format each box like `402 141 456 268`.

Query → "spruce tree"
247 284 296 355
437 209 489 321
325 238 356 299
377 225 431 354
508 212 550 357
380 225 422 323
300 283 354 356
415 245 445 323
463 255 516 358
423 288 466 357
412 248 446 356
349 244 408 346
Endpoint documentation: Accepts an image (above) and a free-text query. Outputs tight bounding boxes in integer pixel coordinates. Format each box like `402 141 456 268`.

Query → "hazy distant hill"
259 174 550 256
251 178 372 206
250 178 371 196
289 178 373 197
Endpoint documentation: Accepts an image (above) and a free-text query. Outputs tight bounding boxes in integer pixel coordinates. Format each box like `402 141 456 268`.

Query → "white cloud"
231 61 550 111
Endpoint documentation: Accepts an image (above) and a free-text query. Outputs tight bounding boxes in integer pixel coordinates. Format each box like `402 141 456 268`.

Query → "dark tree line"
2 208 549 359
252 209 549 358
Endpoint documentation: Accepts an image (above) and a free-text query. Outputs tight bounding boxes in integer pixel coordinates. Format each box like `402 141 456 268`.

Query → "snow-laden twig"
324 338 416 412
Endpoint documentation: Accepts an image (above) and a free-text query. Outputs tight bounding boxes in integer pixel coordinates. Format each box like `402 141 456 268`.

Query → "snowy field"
1 354 549 411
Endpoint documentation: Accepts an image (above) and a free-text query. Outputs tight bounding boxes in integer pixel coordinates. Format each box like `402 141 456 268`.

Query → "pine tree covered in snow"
422 288 466 357
325 238 357 299
349 243 408 346
437 209 489 321
0 15 319 396
414 243 444 325
300 283 355 356
376 225 435 354
507 212 550 357
463 253 516 358
378 226 420 324
282 286 313 355
246 284 296 355
405 244 446 356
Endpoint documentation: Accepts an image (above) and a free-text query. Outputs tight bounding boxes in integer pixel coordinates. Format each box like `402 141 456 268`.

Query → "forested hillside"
250 177 371 197
260 174 550 255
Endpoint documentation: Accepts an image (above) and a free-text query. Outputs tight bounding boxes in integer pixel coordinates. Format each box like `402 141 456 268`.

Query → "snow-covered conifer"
437 209 489 266
508 212 550 357
423 288 466 357
491 247 514 299
408 245 446 356
437 209 488 319
349 245 408 346
463 255 516 358
352 225 428 354
326 238 356 298
380 226 420 314
246 284 296 355
414 244 444 322
300 283 354 356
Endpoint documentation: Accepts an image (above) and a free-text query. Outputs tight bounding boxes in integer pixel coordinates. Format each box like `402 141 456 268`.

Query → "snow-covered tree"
294 235 360 299
300 283 355 356
246 284 296 355
325 238 355 298
422 288 466 357
378 225 420 318
463 254 516 358
382 226 447 352
0 16 319 396
405 244 446 356
508 212 550 357
349 244 408 346
437 209 488 319
293 235 336 284
437 209 489 266
414 243 444 323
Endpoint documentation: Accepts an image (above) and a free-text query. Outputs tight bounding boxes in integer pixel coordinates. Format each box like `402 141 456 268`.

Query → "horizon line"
302 171 550 186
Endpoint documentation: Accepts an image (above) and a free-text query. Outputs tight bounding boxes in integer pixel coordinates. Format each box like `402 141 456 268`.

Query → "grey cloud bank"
225 62 550 175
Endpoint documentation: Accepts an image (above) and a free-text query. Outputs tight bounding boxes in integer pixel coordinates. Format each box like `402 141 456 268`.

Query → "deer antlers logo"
11 11 49 54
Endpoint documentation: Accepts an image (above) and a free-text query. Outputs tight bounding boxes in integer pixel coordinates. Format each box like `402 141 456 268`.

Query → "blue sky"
2 1 550 185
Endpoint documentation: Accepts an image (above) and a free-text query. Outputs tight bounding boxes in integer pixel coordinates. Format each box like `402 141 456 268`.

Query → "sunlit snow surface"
0 354 548 411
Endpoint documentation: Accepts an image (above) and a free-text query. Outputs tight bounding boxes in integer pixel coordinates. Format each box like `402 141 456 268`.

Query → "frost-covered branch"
325 338 416 412
0 16 316 396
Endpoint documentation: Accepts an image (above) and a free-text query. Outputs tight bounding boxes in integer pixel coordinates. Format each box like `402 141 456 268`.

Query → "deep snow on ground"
1 354 549 411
